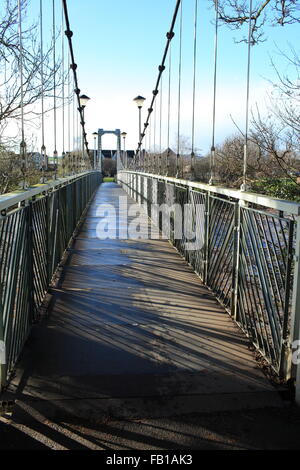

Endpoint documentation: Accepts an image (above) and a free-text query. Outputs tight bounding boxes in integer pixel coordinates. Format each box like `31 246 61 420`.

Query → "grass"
103 177 115 182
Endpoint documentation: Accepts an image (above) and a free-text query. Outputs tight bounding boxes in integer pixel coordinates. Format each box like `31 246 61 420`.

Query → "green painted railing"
0 171 101 390
118 170 300 384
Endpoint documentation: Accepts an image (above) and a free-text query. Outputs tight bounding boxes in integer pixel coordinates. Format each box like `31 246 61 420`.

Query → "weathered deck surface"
8 182 282 421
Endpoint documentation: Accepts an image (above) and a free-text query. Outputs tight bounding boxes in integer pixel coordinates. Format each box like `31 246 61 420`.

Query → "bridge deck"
8 182 282 420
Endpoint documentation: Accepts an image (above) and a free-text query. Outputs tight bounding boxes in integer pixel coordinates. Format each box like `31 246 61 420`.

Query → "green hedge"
251 178 300 202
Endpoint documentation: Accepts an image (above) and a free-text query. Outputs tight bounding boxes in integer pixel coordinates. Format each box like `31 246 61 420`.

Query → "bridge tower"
97 129 122 172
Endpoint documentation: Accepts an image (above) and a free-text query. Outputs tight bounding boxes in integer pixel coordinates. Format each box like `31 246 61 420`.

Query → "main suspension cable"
136 0 181 156
62 0 90 159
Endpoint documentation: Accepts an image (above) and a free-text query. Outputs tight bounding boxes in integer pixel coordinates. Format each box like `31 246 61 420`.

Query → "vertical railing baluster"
0 283 6 390
203 192 210 285
290 216 300 402
28 200 35 323
45 194 50 285
231 201 241 320
279 219 294 379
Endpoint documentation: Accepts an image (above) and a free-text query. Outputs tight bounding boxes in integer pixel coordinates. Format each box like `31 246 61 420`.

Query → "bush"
251 178 300 202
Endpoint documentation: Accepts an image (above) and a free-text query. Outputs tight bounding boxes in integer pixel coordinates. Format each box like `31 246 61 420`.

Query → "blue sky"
19 1 300 154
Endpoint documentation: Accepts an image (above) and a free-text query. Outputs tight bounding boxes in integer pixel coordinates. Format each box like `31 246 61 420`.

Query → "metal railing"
0 171 101 389
118 170 300 382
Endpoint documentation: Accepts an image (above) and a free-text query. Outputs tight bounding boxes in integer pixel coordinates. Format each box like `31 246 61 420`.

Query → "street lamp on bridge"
79 94 90 108
121 131 127 151
121 131 127 169
133 96 145 143
92 131 98 169
133 96 145 170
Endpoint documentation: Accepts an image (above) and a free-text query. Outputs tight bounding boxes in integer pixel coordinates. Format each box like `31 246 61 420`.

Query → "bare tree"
0 0 63 192
266 46 300 149
0 0 62 137
213 134 263 186
250 108 300 184
102 158 116 177
194 156 210 183
245 42 300 186
170 135 202 178
215 0 300 43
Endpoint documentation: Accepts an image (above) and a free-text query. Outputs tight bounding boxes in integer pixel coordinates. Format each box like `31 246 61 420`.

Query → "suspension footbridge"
0 0 300 443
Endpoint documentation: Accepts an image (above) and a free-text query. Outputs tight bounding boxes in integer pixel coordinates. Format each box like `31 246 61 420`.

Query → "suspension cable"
136 0 181 156
53 0 58 178
166 43 172 176
159 74 163 175
176 1 183 178
191 0 198 179
209 0 219 185
67 49 71 174
18 0 27 189
148 114 152 172
73 78 76 173
62 0 90 158
61 5 65 176
153 95 157 173
77 102 79 165
144 125 148 171
40 0 47 181
242 0 253 191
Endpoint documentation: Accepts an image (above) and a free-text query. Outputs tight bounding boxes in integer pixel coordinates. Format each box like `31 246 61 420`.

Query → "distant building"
101 150 117 159
100 150 135 160
27 152 41 168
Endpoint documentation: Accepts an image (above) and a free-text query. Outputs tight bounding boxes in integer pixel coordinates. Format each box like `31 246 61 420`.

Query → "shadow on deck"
5 182 284 423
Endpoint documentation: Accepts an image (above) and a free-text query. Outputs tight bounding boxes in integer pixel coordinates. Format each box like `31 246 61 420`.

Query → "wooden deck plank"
7 182 283 420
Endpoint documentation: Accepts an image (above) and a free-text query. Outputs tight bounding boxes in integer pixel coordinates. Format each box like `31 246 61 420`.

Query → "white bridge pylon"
98 128 123 171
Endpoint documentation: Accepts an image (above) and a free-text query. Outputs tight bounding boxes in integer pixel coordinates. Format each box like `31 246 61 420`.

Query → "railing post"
28 201 35 323
0 286 6 392
51 203 59 276
279 218 295 380
203 192 210 285
231 201 241 320
290 216 300 402
45 194 50 286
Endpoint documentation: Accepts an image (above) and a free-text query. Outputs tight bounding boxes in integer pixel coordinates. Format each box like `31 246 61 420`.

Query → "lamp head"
79 94 90 107
133 95 146 108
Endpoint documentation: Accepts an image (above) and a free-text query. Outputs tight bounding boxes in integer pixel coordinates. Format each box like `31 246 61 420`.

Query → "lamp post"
133 96 145 143
92 131 98 169
79 94 90 169
121 131 127 151
121 131 127 169
133 96 145 170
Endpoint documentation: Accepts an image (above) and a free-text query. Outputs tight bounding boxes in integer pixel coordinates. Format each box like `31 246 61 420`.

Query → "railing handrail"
0 170 100 213
121 170 300 216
